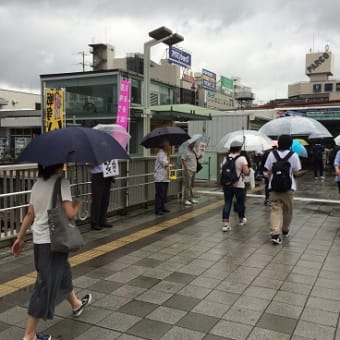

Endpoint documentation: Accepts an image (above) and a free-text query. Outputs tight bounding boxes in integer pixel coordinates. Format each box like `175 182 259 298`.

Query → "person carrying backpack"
264 135 301 245
220 140 249 232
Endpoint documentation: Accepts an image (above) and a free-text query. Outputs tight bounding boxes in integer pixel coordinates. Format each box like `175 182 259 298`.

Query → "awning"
133 104 218 121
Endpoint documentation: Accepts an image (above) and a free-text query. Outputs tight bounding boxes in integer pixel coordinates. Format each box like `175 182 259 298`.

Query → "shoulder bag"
48 176 84 253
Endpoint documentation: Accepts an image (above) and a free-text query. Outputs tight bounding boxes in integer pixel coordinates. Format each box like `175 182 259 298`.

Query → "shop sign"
168 47 191 68
202 68 216 90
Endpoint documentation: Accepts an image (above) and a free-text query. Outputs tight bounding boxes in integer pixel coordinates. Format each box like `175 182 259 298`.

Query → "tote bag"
48 176 84 253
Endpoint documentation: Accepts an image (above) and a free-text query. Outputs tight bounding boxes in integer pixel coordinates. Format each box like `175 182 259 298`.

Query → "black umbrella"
16 127 130 167
140 126 190 148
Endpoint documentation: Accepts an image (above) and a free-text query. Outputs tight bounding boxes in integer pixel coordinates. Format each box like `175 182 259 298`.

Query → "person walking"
154 141 171 215
221 140 249 232
311 142 325 179
181 138 200 206
11 163 91 340
89 164 114 230
264 135 302 245
333 149 340 196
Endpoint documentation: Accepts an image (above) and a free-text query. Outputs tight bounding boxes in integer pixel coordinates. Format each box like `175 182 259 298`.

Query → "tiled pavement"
1 173 340 339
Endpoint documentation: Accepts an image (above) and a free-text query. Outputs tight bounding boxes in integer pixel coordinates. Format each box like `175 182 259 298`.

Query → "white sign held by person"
102 160 119 177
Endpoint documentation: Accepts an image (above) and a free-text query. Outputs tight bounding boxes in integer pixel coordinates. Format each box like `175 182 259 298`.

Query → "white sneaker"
191 199 198 204
222 224 231 232
239 217 247 226
184 200 193 206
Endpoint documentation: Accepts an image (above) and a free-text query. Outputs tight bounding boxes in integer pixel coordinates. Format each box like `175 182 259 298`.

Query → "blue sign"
202 68 216 90
168 47 191 68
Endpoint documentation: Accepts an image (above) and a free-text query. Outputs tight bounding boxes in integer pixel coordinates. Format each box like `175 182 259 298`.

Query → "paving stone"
160 326 205 340
266 301 303 319
118 300 158 317
0 320 10 332
176 312 219 333
190 276 221 289
73 275 100 288
233 296 270 312
152 280 185 294
256 312 297 335
72 305 112 324
178 284 212 299
97 311 141 332
112 285 146 299
274 291 308 306
135 288 172 304
294 320 336 340
205 290 240 305
300 307 338 327
210 319 252 340
127 318 172 340
279 281 312 295
73 326 121 339
215 280 248 294
93 294 131 311
88 279 123 293
164 272 197 284
252 276 283 290
192 300 231 318
203 334 232 340
247 327 290 340
223 306 262 326
0 305 27 325
306 296 340 313
146 306 187 324
128 275 161 289
134 258 163 268
0 325 25 340
47 318 92 339
163 294 201 311
243 286 277 300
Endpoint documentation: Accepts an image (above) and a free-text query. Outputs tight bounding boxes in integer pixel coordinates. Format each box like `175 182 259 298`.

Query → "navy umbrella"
140 126 190 148
16 127 130 167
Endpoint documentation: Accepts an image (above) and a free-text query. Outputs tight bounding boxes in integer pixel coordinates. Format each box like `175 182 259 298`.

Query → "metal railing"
0 157 183 242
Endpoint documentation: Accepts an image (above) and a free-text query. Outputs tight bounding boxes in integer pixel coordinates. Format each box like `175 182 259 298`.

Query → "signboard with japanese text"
45 89 65 132
116 79 130 131
102 159 119 177
221 76 234 96
168 47 191 68
202 69 216 90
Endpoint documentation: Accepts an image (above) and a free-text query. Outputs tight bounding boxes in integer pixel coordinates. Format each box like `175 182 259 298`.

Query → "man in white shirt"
264 134 302 245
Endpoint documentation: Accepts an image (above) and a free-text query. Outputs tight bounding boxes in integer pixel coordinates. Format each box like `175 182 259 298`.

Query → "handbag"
194 151 203 173
196 160 203 173
48 176 84 253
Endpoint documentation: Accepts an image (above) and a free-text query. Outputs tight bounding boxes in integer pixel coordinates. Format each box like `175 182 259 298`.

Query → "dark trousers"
28 244 73 320
91 173 112 227
155 182 169 213
223 186 246 221
264 177 270 201
313 159 324 177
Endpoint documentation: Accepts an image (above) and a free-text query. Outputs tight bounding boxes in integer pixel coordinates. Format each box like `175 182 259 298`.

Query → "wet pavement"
0 171 340 339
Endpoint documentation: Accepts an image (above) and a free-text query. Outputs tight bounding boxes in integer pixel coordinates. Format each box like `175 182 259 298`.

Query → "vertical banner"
45 89 65 132
103 79 131 178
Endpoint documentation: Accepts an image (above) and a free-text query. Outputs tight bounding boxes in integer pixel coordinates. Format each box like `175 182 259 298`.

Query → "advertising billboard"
202 68 216 90
305 51 334 76
168 47 191 68
45 88 65 132
221 76 234 96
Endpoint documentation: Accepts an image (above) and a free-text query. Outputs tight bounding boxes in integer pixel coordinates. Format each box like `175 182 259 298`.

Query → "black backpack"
220 155 241 186
271 150 293 192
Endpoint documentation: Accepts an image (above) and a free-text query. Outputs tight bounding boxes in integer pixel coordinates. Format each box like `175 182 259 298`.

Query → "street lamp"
143 26 184 156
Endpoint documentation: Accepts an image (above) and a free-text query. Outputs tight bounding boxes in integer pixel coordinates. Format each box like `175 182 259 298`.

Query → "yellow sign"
169 164 178 180
45 89 64 132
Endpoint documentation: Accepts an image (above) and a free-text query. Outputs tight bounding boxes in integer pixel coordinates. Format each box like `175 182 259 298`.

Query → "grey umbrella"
259 116 332 138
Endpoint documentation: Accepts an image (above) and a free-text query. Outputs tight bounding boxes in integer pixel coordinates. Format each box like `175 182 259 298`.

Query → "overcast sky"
1 0 340 103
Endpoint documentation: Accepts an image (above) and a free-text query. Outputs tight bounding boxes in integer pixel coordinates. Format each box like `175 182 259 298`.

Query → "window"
324 83 333 92
336 83 340 91
313 84 321 92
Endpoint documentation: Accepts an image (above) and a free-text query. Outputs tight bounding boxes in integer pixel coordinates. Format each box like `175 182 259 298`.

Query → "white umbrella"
259 116 332 138
93 124 130 149
216 130 273 153
334 135 340 146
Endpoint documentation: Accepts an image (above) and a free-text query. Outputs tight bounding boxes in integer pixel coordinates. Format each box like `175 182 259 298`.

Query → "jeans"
222 186 246 222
